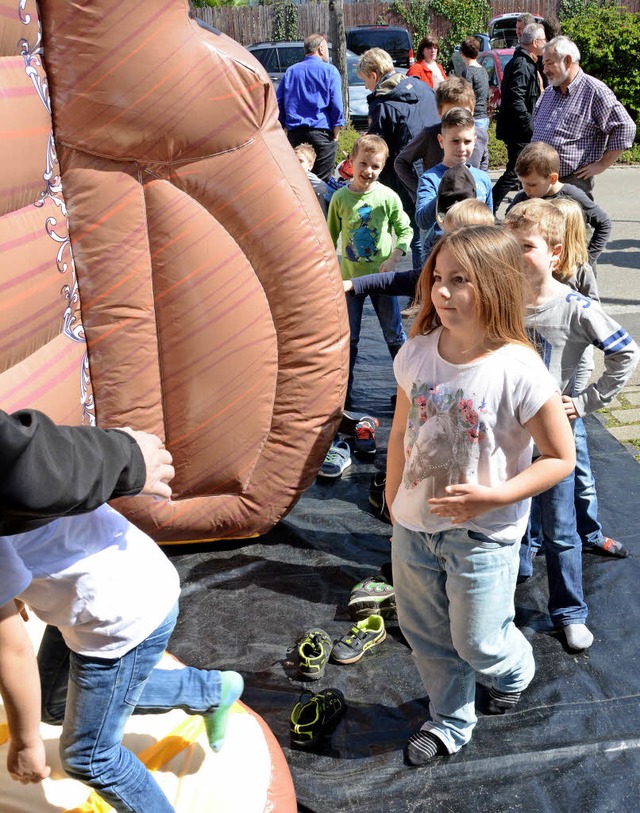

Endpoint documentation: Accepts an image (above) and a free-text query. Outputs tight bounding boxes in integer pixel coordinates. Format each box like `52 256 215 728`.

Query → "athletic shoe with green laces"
290 688 346 749
348 575 396 621
317 439 352 478
331 615 386 664
296 628 333 681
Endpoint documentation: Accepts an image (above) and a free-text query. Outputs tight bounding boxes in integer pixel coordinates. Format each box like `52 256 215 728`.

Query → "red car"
478 48 514 117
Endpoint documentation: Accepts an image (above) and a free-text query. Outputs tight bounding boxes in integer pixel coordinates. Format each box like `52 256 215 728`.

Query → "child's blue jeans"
521 468 587 626
346 291 405 395
392 523 534 753
38 603 223 813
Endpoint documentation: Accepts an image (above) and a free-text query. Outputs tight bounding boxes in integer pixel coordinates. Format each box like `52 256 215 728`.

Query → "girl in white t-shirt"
385 225 575 766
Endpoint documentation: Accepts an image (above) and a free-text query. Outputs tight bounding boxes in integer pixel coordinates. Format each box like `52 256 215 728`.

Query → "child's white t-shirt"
392 328 558 541
0 504 180 658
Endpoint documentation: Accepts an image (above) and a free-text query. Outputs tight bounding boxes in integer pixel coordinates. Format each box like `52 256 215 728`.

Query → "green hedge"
562 6 640 134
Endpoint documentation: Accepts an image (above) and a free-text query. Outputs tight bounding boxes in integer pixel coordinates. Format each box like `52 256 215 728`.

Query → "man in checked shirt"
532 36 635 200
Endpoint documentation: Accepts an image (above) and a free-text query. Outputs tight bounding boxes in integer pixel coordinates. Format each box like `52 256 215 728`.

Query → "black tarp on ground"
167 303 640 813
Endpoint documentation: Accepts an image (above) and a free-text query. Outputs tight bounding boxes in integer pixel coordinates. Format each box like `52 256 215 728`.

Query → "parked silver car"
245 41 369 130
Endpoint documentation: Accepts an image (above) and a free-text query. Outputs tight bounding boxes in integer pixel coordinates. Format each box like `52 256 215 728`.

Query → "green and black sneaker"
290 688 346 749
348 575 396 621
296 628 333 681
331 615 386 664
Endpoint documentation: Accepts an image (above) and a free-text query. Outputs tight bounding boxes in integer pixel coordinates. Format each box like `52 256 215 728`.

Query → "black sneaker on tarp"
348 575 396 620
331 615 386 664
296 628 332 681
290 688 346 749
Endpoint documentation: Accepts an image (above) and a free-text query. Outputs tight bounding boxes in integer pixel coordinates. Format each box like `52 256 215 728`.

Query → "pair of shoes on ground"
295 615 387 681
348 574 396 621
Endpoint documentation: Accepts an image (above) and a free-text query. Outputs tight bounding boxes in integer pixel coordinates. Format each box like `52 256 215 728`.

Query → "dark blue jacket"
367 73 439 199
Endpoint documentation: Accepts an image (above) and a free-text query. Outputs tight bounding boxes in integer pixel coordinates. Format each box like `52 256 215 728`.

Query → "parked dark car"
346 25 414 69
245 41 369 130
478 48 514 117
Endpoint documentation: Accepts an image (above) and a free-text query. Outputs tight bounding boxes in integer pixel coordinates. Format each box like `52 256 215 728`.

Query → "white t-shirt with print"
392 327 558 541
0 504 180 658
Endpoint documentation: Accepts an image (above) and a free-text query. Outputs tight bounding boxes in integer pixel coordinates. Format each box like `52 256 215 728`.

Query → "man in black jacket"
0 409 173 535
492 23 547 209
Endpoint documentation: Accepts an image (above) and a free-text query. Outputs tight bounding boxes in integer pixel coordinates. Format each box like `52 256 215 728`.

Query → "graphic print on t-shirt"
345 202 380 263
404 383 488 497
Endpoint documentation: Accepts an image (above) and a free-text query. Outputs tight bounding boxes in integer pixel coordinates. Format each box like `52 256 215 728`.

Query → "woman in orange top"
407 36 447 89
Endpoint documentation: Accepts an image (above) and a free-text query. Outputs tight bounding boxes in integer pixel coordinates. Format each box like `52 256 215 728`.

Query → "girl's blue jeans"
519 422 589 626
392 523 534 753
38 602 223 813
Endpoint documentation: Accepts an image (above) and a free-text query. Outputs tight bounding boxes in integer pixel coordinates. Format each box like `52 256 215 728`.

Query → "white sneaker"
563 623 594 651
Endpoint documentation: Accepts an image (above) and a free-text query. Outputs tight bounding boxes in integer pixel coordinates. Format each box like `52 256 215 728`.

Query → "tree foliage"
391 0 490 63
273 0 298 41
561 6 640 132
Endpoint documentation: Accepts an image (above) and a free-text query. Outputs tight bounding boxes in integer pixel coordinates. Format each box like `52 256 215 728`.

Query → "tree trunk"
328 0 349 128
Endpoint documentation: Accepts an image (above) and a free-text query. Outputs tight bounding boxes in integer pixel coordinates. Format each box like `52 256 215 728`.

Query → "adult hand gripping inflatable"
0 0 349 543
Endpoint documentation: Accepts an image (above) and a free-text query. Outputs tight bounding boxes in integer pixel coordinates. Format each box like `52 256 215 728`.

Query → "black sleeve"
561 185 612 262
0 409 146 530
351 268 421 298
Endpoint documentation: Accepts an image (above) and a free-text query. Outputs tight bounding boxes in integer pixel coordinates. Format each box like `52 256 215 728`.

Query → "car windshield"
347 29 408 53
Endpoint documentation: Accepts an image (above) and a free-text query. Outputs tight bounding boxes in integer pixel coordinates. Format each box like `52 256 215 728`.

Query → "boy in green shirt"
328 134 413 405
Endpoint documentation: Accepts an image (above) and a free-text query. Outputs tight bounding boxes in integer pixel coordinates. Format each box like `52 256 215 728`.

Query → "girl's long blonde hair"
411 225 531 349
548 197 588 282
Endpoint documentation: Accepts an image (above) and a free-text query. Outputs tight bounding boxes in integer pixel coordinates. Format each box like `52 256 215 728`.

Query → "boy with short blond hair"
395 77 489 201
294 142 327 213
328 133 413 403
504 198 639 651
508 141 611 265
414 107 492 255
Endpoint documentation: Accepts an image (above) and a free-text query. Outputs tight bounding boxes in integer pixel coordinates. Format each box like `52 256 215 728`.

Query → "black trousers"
492 138 530 210
287 127 338 182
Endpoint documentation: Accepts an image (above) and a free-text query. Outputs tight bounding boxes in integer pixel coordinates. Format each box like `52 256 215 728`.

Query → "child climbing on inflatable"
0 410 243 813
385 226 576 766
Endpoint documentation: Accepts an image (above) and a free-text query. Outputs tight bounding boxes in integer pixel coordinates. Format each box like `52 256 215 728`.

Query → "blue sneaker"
318 439 351 478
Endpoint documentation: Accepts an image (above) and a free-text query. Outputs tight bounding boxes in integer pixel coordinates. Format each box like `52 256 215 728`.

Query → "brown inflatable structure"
0 0 348 543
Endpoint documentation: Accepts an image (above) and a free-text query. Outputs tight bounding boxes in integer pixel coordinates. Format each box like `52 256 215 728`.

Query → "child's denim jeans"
392 523 534 753
38 603 223 813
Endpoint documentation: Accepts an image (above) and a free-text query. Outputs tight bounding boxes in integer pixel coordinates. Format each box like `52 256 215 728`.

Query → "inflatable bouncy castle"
0 0 349 544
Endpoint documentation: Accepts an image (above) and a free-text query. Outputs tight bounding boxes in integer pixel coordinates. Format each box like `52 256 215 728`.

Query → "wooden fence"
196 0 640 46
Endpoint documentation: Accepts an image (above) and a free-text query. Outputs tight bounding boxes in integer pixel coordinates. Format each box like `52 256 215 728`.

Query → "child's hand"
8 738 50 784
343 279 354 292
561 395 579 421
428 484 502 523
378 257 398 274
